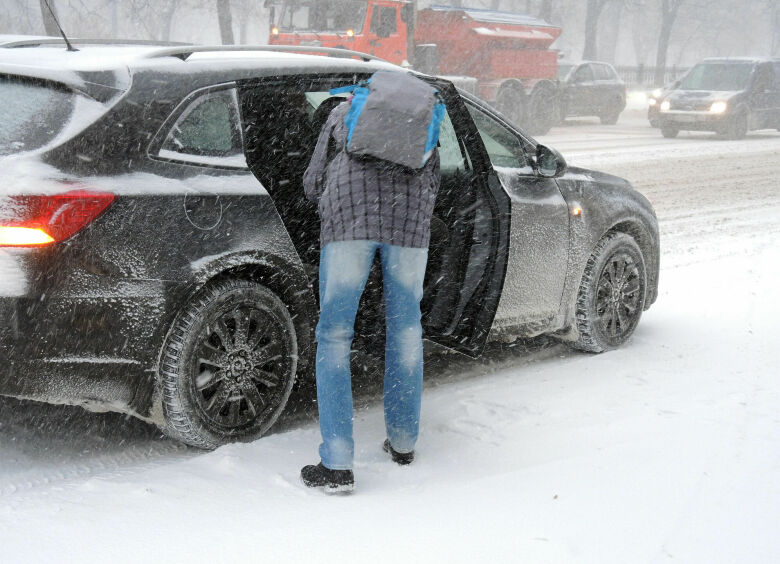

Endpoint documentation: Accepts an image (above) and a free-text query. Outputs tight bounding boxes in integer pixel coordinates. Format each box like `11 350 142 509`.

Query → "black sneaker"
300 463 354 493
383 439 414 465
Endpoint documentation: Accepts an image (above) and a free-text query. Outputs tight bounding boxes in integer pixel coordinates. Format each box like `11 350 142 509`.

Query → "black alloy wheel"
160 279 297 449
572 232 647 353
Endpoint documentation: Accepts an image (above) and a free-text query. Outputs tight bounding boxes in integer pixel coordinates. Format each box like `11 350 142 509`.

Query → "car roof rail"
143 45 389 64
2 38 192 49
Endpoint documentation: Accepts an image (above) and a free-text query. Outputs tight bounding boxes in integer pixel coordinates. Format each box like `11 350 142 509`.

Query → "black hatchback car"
557 61 627 125
0 42 659 448
657 57 780 139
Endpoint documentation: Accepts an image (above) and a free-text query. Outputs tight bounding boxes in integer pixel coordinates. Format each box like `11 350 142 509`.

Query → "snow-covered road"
1 119 779 563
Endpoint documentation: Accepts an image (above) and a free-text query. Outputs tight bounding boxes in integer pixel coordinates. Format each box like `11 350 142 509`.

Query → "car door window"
574 65 594 83
159 88 247 168
465 104 532 173
595 64 612 80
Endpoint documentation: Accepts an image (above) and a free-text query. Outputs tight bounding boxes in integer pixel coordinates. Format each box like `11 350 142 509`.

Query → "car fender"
554 167 660 338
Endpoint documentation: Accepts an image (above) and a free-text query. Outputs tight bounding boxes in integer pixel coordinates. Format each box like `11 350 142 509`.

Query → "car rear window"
0 76 79 156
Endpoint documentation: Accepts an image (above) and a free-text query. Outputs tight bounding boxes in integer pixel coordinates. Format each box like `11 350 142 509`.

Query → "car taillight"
0 190 115 247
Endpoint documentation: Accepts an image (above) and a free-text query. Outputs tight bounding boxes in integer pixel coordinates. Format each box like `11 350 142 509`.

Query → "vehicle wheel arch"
149 252 317 423
557 217 658 342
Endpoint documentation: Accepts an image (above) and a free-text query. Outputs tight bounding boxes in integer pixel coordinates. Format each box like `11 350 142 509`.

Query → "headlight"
660 100 671 112
709 101 728 114
648 98 657 106
652 88 663 98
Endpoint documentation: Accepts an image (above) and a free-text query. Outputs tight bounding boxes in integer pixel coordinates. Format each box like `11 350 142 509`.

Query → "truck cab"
268 0 410 64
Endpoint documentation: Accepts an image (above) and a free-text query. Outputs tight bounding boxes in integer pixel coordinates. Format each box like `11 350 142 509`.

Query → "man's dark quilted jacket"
303 102 441 249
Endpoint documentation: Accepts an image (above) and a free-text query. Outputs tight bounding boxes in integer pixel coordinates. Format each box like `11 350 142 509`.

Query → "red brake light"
0 190 115 247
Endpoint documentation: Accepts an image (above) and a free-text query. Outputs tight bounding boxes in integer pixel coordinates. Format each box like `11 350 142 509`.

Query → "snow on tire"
572 232 647 353
160 279 297 449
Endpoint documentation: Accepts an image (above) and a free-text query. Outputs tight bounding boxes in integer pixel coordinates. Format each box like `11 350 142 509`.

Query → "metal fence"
615 65 690 89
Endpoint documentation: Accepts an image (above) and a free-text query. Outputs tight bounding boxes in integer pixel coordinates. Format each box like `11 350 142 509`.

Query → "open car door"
238 75 510 357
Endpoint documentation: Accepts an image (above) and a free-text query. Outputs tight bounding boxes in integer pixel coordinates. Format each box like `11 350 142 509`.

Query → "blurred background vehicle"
557 60 626 125
268 1 565 135
657 57 780 139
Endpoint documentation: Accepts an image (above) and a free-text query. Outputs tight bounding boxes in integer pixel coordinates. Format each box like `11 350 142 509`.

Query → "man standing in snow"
300 92 441 493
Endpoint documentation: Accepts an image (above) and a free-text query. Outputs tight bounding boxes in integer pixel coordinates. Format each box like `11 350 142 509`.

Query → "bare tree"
539 0 553 21
653 0 683 86
582 0 610 60
39 0 61 35
217 0 234 44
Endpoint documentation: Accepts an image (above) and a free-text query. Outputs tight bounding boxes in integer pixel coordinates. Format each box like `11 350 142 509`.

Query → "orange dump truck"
268 1 563 134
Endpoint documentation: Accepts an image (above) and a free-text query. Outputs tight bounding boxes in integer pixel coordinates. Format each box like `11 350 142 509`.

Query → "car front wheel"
571 232 647 353
160 279 297 449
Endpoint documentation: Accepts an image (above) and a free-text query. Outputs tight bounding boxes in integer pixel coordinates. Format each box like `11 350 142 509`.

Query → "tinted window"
160 88 246 168
752 64 773 92
371 6 397 36
466 104 530 171
437 110 468 174
0 77 89 156
594 64 615 80
574 65 594 82
679 63 753 91
774 63 780 90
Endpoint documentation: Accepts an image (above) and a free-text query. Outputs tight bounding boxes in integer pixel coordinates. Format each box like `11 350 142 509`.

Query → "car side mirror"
536 144 567 178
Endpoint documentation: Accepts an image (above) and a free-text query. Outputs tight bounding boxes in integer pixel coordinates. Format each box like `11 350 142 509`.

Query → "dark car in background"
647 85 674 128
0 42 658 448
557 61 627 125
657 57 780 139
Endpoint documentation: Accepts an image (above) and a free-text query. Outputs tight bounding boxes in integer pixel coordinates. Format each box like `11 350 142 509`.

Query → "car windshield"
0 77 82 156
679 63 753 91
279 0 368 33
557 64 574 80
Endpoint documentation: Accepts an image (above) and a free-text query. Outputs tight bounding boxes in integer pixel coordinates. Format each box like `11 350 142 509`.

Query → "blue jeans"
316 240 428 470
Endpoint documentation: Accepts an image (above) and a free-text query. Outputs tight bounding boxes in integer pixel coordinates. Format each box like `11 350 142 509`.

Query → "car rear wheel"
160 279 297 449
571 232 647 353
661 125 679 138
599 102 622 125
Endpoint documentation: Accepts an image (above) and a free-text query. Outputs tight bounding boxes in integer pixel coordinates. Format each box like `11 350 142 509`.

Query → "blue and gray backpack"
330 71 446 171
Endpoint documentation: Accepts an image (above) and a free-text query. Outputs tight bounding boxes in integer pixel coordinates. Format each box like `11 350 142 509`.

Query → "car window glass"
437 110 468 174
465 103 530 171
753 64 773 92
370 6 397 36
575 65 594 82
160 88 246 168
595 64 612 80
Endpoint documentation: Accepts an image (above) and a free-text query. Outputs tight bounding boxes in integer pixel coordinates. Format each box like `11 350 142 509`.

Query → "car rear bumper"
0 280 182 421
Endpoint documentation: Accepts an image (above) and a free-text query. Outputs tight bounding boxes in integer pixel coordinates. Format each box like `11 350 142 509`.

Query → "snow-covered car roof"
0 34 56 46
0 43 398 102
